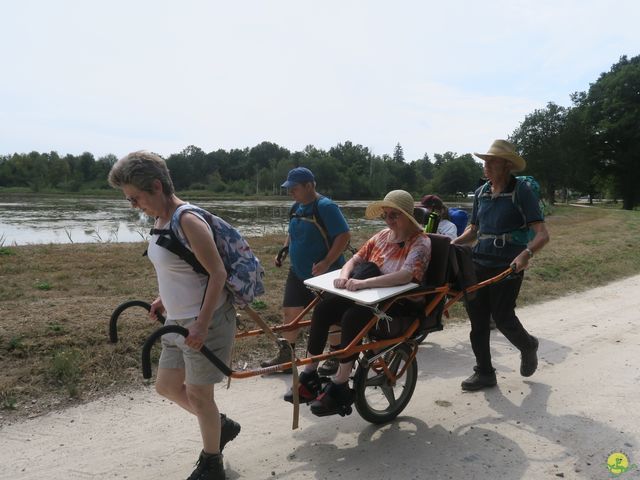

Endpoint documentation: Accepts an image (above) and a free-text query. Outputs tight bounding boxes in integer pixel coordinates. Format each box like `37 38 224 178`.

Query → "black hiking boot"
219 414 240 452
260 343 293 373
310 381 354 417
461 367 497 391
284 370 323 404
187 451 225 480
520 336 539 377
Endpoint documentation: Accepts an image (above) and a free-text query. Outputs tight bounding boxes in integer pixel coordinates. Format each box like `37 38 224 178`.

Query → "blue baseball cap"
281 167 315 188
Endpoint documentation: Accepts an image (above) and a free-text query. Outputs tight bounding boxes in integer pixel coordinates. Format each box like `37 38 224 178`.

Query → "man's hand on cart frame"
275 246 289 267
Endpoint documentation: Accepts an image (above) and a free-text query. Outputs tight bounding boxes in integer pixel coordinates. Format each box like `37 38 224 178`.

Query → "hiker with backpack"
108 151 244 480
452 139 549 392
420 194 459 240
261 167 351 376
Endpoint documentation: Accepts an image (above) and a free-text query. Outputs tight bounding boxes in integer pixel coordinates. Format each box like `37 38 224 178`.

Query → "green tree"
250 142 290 194
581 55 640 209
433 151 457 169
392 143 405 163
165 151 194 191
510 102 569 203
430 154 482 195
77 152 96 182
329 142 375 198
561 94 600 202
413 153 434 180
48 152 70 188
385 155 416 193
92 154 117 189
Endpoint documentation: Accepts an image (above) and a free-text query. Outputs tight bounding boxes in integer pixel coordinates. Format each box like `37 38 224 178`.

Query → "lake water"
0 195 472 246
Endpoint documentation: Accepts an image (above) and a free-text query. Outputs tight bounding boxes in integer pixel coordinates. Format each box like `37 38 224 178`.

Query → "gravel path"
2 274 639 479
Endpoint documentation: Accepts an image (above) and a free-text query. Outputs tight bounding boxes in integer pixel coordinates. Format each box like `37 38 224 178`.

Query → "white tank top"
147 219 227 320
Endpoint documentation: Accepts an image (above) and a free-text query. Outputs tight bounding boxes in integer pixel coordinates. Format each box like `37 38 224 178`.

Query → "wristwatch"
525 247 534 258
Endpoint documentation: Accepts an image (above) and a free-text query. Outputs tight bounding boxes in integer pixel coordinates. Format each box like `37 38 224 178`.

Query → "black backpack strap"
311 197 327 237
289 197 356 255
150 227 208 276
512 178 528 230
289 198 330 250
312 197 357 255
288 202 299 220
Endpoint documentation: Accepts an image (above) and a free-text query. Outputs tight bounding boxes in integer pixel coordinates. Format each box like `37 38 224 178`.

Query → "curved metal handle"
141 325 233 379
109 300 165 343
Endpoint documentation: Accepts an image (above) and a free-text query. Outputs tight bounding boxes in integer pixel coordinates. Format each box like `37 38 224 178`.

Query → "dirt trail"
2 274 640 479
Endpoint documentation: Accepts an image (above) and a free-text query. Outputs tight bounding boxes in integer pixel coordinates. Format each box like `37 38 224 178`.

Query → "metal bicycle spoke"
381 384 397 405
364 372 386 388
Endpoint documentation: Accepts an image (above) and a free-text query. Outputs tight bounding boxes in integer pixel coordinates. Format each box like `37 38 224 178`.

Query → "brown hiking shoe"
260 343 293 373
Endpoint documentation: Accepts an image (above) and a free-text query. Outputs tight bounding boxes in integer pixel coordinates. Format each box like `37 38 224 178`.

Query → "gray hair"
108 150 175 195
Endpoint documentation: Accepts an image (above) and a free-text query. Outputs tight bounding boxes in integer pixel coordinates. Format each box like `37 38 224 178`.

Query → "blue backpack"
448 208 469 236
150 204 265 307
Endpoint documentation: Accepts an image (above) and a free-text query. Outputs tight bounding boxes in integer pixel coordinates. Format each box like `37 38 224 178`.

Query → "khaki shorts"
159 302 236 385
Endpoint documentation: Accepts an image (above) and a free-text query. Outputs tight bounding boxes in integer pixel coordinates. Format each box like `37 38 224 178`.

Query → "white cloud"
1 0 639 161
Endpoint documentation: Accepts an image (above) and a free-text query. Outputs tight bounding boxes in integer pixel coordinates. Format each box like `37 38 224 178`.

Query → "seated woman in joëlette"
284 189 431 417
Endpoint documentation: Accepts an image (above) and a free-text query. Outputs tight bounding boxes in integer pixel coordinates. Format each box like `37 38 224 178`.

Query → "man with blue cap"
260 167 351 373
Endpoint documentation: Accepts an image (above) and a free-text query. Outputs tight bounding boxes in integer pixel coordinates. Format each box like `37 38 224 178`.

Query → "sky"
1 0 640 162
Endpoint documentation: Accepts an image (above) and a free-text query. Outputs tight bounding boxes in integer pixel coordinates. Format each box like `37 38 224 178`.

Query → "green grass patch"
0 392 18 410
50 349 83 397
35 281 52 291
47 322 65 334
250 299 268 310
7 336 25 352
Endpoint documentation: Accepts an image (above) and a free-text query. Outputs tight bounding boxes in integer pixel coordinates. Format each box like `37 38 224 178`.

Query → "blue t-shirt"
288 196 350 280
471 176 543 268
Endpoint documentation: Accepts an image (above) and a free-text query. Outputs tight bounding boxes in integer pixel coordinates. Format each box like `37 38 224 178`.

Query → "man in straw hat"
284 190 431 416
452 139 549 391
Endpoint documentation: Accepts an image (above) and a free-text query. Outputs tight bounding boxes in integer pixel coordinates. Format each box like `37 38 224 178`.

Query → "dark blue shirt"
471 176 543 268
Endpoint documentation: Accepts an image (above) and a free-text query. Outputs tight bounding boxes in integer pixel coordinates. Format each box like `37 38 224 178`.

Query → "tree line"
1 55 638 208
0 142 483 201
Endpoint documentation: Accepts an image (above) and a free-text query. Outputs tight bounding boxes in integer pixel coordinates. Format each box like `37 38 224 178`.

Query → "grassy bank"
1 204 639 424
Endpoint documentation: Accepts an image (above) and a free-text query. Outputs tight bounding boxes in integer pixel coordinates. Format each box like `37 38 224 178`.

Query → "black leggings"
464 264 536 373
307 295 374 363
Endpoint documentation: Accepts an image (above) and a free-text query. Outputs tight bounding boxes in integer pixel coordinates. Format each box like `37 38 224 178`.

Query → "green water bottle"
424 211 440 233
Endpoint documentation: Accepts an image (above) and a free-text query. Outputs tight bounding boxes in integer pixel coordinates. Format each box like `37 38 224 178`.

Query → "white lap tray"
304 269 418 306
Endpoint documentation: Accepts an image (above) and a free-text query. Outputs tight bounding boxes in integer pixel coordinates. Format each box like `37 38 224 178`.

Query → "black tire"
353 342 418 424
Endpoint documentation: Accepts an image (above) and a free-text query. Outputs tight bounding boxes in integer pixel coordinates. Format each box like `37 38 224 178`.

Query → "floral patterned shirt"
354 229 431 282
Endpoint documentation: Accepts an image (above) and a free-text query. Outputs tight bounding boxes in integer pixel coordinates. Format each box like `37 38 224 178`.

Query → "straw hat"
365 190 421 229
474 139 526 172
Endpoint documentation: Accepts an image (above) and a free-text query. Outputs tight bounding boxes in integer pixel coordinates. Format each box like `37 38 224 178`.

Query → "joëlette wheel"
353 342 418 424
